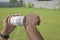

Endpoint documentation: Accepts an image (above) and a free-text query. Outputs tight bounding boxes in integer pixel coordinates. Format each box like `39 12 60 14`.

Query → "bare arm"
0 13 44 40
25 24 43 40
0 14 18 40
24 13 44 40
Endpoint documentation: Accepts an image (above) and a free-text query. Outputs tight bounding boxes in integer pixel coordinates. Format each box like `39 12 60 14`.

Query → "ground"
0 7 60 40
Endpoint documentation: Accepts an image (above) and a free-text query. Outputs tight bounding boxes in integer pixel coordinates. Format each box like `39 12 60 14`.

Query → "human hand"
1 14 20 35
24 13 40 27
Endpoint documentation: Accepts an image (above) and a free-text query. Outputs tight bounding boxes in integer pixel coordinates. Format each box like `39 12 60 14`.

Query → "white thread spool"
10 16 24 26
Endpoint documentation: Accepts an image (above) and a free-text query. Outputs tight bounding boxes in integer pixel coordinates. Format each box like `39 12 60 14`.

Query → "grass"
0 7 60 40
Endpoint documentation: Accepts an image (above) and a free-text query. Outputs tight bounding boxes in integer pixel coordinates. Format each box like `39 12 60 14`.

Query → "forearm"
25 25 44 40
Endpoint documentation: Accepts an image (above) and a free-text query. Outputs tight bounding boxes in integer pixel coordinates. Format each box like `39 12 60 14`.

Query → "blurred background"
0 0 60 40
0 0 60 9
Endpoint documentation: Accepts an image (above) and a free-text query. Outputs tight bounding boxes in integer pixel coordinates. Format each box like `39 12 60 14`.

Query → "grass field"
0 7 60 40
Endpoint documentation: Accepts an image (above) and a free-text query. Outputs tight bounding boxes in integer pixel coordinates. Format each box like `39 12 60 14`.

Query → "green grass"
0 7 60 40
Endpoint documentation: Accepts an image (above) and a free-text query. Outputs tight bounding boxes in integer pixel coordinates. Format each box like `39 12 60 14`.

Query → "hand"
24 13 40 27
1 14 19 35
23 14 43 40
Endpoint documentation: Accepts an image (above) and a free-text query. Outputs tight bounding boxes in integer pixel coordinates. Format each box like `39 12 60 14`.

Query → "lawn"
0 7 60 40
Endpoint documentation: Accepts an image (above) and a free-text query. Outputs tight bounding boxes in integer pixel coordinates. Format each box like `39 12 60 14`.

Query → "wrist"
25 24 37 31
0 30 9 39
0 34 9 40
1 30 9 35
0 33 9 40
25 20 36 27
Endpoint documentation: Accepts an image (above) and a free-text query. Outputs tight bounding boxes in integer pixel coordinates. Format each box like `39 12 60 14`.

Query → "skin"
0 14 44 40
25 25 43 40
24 14 43 40
0 15 16 40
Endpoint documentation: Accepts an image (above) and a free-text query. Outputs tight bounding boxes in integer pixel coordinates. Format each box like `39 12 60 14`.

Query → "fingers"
9 14 21 18
3 14 21 23
3 14 10 23
12 14 20 16
8 14 21 26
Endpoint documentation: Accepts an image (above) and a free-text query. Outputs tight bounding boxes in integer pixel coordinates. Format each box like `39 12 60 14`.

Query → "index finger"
3 14 10 22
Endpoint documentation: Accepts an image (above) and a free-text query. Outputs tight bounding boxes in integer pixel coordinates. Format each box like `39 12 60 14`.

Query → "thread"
10 16 24 26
